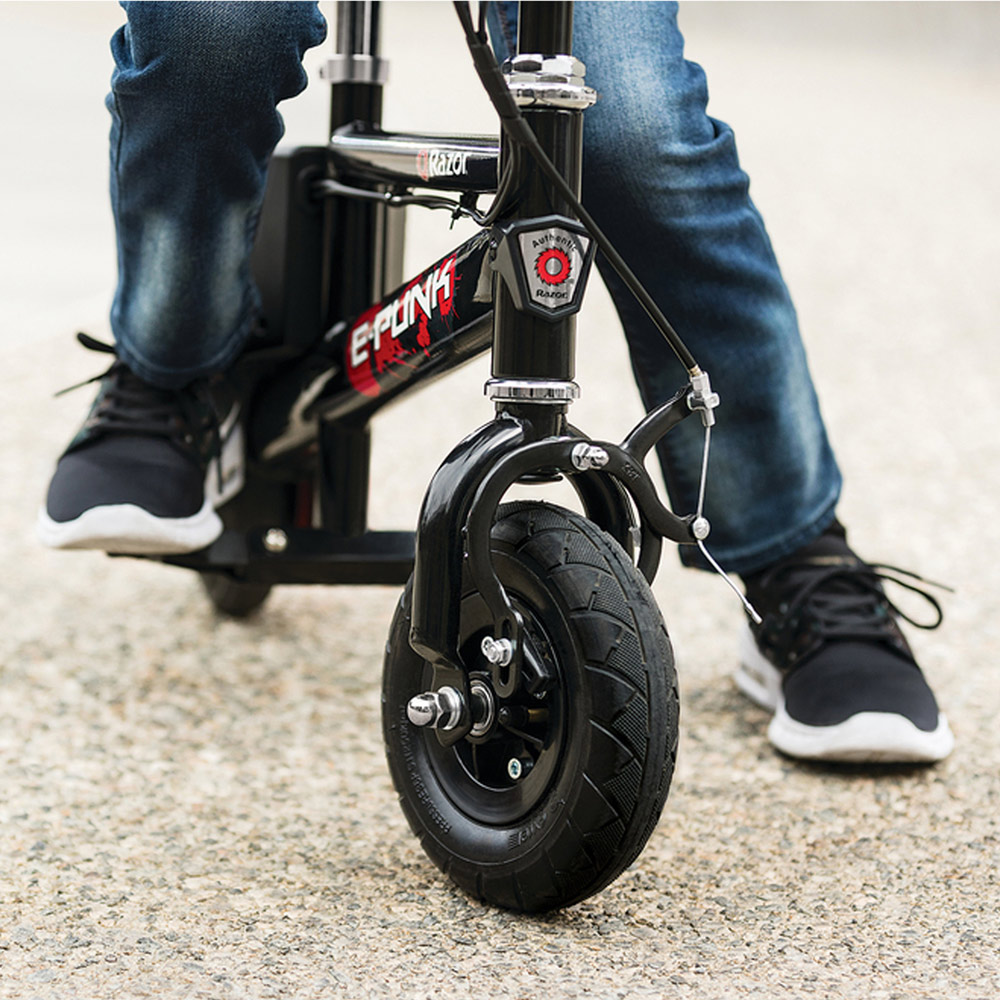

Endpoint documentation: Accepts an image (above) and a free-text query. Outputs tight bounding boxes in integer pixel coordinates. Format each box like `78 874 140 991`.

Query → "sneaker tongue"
789 523 856 566
744 523 862 612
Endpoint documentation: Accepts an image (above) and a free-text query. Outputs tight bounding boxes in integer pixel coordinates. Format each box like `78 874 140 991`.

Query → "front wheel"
382 502 678 913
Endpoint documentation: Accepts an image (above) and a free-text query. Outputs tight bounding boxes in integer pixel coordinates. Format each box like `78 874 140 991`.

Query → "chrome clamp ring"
485 379 581 404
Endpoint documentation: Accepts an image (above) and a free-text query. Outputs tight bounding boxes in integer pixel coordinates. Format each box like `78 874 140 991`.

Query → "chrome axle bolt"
406 686 464 730
691 517 711 541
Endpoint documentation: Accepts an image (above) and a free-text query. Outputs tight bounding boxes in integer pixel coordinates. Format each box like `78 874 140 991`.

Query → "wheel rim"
422 583 570 826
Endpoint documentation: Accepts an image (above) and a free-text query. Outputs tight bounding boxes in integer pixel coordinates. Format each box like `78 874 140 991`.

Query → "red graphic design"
535 247 571 286
345 255 457 398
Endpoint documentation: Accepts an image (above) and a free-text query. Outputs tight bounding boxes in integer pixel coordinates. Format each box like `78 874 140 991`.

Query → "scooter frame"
162 0 708 743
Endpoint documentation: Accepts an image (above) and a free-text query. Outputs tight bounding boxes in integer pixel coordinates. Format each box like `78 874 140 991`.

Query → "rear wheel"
382 502 678 912
199 572 272 618
196 471 295 617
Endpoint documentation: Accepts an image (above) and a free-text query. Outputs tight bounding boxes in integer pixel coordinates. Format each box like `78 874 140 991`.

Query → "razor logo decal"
347 256 457 397
535 247 571 286
518 228 591 309
416 149 471 183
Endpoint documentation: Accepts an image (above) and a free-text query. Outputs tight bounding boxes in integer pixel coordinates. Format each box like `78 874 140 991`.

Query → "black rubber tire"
199 572 272 618
382 501 678 913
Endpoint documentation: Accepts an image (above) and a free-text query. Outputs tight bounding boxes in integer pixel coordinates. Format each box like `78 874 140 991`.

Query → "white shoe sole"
735 625 954 763
36 497 223 555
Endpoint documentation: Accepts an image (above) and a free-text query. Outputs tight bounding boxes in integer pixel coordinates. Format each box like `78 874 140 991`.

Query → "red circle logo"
535 247 571 286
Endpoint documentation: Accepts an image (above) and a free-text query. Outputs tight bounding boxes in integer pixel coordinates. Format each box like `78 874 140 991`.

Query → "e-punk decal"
347 256 457 397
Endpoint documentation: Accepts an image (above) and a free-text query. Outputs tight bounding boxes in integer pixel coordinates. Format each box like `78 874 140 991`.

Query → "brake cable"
452 0 703 380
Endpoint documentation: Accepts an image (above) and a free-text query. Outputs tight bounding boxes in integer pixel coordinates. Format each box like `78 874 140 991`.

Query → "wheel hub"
468 675 496 738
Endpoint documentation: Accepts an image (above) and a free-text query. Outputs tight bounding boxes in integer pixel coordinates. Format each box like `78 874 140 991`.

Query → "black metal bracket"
159 528 415 586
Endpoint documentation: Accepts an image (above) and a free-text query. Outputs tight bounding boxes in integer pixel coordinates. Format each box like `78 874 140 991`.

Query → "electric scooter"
162 0 729 913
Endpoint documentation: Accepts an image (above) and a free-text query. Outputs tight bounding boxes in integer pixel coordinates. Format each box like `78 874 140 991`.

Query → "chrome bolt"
571 442 610 472
687 370 720 427
481 635 514 667
263 528 288 553
406 686 464 730
691 517 711 541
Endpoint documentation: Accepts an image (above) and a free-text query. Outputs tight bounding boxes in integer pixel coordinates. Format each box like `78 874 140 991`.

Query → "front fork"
408 379 710 745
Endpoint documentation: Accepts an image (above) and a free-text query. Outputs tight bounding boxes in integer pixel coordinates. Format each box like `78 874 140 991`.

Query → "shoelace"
757 557 950 667
58 333 224 465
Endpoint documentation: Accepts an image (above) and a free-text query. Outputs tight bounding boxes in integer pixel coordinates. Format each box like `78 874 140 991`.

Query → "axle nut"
406 687 464 730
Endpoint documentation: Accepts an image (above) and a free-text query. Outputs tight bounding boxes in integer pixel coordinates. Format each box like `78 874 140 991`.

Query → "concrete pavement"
1 3 999 997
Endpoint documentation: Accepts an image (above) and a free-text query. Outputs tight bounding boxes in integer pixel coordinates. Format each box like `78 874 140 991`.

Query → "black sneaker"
37 335 241 555
735 521 954 763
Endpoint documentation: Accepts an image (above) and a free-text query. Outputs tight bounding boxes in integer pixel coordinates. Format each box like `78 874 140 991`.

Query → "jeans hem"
679 488 841 578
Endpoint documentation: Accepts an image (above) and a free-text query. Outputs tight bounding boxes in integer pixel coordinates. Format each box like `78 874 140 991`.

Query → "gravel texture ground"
2 3 999 998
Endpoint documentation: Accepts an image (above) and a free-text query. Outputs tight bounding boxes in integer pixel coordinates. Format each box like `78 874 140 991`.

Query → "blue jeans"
107 1 840 575
108 2 327 385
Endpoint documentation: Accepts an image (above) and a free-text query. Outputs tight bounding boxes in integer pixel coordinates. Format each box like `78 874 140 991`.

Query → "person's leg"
573 1 842 575
490 1 839 573
488 1 950 763
109 1 327 388
38 1 327 553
